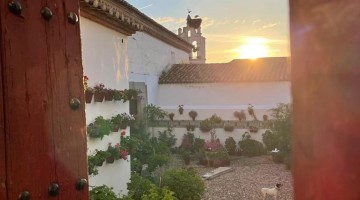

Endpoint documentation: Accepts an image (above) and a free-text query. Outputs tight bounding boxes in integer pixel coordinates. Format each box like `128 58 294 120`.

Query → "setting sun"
236 37 269 60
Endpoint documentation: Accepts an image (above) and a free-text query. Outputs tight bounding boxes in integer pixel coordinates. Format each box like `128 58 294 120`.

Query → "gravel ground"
192 155 294 200
169 155 293 200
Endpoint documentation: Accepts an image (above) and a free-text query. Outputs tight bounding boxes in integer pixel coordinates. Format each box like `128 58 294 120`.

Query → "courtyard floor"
176 155 293 200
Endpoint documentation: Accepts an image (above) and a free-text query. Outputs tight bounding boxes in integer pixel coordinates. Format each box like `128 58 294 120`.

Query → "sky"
126 0 290 63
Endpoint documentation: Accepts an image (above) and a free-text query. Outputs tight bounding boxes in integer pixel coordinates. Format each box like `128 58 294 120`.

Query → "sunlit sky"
126 0 289 63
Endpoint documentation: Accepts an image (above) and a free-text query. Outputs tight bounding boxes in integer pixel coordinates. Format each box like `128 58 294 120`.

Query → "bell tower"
178 12 206 64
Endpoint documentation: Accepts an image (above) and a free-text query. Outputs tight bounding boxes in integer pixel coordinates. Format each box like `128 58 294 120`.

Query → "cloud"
263 23 278 29
252 19 261 24
202 17 215 29
154 17 176 24
234 20 239 24
175 18 186 24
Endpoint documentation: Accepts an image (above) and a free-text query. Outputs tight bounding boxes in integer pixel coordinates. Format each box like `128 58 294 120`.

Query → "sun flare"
236 37 269 60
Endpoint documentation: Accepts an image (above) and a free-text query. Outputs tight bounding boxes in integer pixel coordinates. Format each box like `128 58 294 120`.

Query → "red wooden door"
0 1 88 199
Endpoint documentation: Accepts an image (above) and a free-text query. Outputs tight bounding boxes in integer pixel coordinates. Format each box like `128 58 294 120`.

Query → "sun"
236 37 269 60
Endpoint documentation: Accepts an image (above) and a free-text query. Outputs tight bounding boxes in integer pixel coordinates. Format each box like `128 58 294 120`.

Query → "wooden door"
0 1 88 199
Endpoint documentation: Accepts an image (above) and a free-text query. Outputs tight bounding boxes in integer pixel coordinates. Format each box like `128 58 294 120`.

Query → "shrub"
188 110 198 121
90 185 119 200
233 110 246 121
262 130 278 151
223 124 235 132
193 138 205 152
147 154 170 172
162 168 205 200
180 133 194 151
239 133 265 157
225 137 236 155
141 185 177 200
158 129 177 149
87 116 113 139
144 104 167 123
131 159 142 173
199 119 212 132
127 173 153 200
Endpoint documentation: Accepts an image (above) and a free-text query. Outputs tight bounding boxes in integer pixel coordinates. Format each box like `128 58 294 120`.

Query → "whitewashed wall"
155 81 291 146
81 17 130 196
128 32 189 104
153 127 267 147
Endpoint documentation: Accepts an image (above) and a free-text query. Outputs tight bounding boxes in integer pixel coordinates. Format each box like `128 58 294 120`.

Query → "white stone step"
202 167 234 180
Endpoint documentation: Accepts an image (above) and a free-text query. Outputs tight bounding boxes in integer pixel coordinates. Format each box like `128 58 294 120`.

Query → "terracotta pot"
104 90 114 101
85 90 93 103
113 125 119 132
106 156 115 164
119 123 128 129
94 91 105 102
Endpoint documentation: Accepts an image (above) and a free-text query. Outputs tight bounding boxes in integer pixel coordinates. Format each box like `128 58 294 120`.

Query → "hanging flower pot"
104 89 114 101
178 105 184 115
94 91 105 102
119 122 128 129
106 155 115 164
85 90 94 104
113 125 119 132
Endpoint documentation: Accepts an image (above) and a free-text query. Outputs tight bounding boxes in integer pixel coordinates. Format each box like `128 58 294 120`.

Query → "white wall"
81 17 130 196
128 32 189 104
153 127 267 147
155 81 291 146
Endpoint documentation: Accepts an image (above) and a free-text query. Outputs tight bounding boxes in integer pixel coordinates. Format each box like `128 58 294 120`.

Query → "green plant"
262 130 278 151
124 89 142 100
224 124 235 132
188 110 198 121
107 143 121 160
88 150 111 175
162 168 204 200
178 105 184 115
270 103 292 153
87 116 114 139
209 114 222 123
263 114 269 121
199 119 212 132
127 173 154 200
144 104 167 123
239 133 265 157
111 113 135 128
180 149 191 165
147 154 170 172
193 138 205 152
141 185 177 200
225 137 236 155
180 133 194 151
90 185 120 200
249 126 259 133
168 113 175 121
234 110 246 121
158 129 177 149
114 90 128 102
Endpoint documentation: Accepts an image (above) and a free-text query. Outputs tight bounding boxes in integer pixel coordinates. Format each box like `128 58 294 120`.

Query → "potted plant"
168 112 175 121
104 88 114 101
111 113 135 129
94 83 105 102
124 89 141 100
263 114 268 121
113 89 128 102
200 119 212 132
106 143 120 163
87 116 113 139
234 110 246 121
189 110 198 121
180 149 191 165
178 105 184 115
83 76 94 104
224 124 235 132
249 126 259 133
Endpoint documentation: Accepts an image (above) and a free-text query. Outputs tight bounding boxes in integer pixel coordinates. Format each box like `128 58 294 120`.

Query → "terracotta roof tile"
159 57 290 84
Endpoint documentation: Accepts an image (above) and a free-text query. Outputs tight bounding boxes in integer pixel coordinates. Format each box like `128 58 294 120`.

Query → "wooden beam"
290 1 360 199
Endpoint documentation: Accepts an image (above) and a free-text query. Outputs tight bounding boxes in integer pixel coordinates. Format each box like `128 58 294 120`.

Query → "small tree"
225 137 236 155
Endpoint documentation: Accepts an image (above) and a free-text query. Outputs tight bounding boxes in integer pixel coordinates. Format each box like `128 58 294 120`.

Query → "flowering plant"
94 83 105 91
111 113 135 125
204 140 222 151
178 105 184 114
